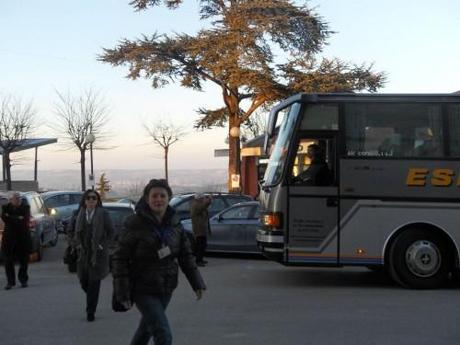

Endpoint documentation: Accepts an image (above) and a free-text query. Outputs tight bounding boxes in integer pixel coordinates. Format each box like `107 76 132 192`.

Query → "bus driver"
292 144 332 186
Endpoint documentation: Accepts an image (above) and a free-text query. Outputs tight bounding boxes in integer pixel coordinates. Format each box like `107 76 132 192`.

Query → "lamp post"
229 126 241 193
85 133 96 190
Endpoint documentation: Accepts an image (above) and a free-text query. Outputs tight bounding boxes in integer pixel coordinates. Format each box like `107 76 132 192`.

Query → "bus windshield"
263 103 300 186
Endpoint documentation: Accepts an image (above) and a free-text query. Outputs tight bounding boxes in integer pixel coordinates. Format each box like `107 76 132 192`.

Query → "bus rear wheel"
388 228 452 289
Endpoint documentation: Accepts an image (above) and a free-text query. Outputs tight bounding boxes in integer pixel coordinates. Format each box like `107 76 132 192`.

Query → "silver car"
0 192 57 261
181 201 261 254
170 192 252 221
41 191 83 233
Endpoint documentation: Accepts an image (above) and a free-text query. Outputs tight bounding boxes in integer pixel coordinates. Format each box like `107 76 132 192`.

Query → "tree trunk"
164 146 169 182
2 154 5 181
4 152 12 191
228 117 241 193
80 149 86 191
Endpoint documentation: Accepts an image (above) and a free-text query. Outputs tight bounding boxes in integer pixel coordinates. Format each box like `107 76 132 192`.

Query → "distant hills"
10 169 228 197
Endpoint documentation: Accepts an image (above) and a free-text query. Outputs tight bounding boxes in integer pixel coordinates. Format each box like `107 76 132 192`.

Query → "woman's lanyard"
153 226 172 259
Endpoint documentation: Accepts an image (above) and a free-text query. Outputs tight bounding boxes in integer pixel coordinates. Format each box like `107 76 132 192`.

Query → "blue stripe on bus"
289 256 383 265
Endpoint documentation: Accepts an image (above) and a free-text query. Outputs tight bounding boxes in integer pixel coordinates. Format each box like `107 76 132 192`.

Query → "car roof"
103 202 135 209
223 201 260 209
235 201 259 206
171 192 252 199
205 201 260 219
41 191 84 197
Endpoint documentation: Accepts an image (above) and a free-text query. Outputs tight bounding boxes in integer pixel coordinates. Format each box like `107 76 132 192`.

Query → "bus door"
286 132 339 265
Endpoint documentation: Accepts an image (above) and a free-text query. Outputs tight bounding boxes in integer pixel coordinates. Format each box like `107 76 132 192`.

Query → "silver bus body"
257 93 460 288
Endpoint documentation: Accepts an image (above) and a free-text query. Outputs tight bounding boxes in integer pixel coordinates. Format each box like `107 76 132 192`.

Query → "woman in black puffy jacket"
111 179 206 345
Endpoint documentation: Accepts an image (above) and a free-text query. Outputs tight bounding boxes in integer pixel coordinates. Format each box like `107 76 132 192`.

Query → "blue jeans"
131 293 172 345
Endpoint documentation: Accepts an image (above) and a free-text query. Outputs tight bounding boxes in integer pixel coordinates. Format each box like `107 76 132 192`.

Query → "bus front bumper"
256 229 284 262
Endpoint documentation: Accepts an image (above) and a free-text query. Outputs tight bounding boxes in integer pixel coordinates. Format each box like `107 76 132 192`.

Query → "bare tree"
143 120 186 182
0 95 36 190
241 110 267 141
123 180 145 200
52 89 111 191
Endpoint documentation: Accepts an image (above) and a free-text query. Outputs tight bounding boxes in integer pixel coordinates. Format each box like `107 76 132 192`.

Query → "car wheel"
49 229 59 247
56 221 65 234
388 228 452 289
30 233 43 262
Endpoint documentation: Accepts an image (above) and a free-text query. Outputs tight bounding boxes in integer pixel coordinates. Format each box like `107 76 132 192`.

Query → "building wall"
241 156 259 199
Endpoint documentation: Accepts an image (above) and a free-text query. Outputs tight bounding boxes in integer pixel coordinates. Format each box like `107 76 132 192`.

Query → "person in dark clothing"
68 190 114 322
112 179 206 345
1 192 31 290
293 144 333 186
190 193 212 266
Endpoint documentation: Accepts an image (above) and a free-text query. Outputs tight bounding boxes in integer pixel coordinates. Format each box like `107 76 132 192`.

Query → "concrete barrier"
0 181 39 192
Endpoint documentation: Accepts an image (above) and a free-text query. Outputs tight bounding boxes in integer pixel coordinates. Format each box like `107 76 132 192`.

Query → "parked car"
62 202 135 273
170 192 252 221
117 197 136 206
41 191 83 233
102 202 135 240
0 191 57 261
181 201 261 254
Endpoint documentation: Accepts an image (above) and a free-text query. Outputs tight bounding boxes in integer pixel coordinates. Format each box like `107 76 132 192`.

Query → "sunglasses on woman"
86 195 97 200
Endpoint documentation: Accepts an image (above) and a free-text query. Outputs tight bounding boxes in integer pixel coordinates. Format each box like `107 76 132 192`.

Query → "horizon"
9 168 229 195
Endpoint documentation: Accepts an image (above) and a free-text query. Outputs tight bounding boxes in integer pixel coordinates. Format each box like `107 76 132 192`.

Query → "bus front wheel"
388 228 452 289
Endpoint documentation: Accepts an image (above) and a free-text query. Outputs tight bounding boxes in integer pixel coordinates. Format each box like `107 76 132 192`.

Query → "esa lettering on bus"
406 168 457 186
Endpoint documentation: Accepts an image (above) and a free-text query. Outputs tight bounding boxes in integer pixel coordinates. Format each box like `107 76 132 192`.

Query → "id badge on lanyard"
158 246 171 259
156 227 172 259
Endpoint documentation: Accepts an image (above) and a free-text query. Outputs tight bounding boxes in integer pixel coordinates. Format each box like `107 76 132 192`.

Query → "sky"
1 0 459 175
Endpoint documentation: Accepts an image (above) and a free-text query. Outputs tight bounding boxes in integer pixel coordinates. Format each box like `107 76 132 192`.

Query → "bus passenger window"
291 141 333 186
412 127 442 157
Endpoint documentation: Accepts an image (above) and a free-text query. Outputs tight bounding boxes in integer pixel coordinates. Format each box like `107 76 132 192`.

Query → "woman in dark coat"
1 192 31 290
68 190 114 322
112 179 206 345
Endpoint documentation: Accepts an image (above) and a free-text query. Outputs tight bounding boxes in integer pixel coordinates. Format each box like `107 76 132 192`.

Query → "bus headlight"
261 212 283 230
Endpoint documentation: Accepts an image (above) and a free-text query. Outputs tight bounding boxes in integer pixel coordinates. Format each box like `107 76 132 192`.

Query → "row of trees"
0 90 185 191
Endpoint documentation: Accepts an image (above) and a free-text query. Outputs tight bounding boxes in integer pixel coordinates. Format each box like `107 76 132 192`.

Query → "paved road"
1 237 459 345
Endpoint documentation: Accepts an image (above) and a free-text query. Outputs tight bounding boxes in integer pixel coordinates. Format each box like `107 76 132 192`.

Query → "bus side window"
291 139 334 186
412 127 442 157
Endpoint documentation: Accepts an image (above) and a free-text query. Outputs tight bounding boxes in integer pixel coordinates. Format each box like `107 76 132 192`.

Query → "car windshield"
263 103 300 186
169 196 185 207
221 205 253 220
105 207 134 227
45 194 70 208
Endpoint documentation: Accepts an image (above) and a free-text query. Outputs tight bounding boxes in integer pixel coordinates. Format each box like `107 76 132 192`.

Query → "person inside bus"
292 144 333 186
413 127 441 157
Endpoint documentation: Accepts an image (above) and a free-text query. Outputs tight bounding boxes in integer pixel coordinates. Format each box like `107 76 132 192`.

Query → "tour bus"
256 93 460 289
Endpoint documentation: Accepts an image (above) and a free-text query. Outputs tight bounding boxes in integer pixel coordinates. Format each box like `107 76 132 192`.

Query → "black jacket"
1 203 31 258
112 199 205 302
295 159 333 186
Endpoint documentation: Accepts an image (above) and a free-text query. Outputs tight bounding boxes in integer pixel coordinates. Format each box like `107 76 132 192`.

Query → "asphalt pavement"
0 236 460 345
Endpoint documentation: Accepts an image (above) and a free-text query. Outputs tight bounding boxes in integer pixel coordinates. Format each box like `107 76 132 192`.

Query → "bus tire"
388 228 452 289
